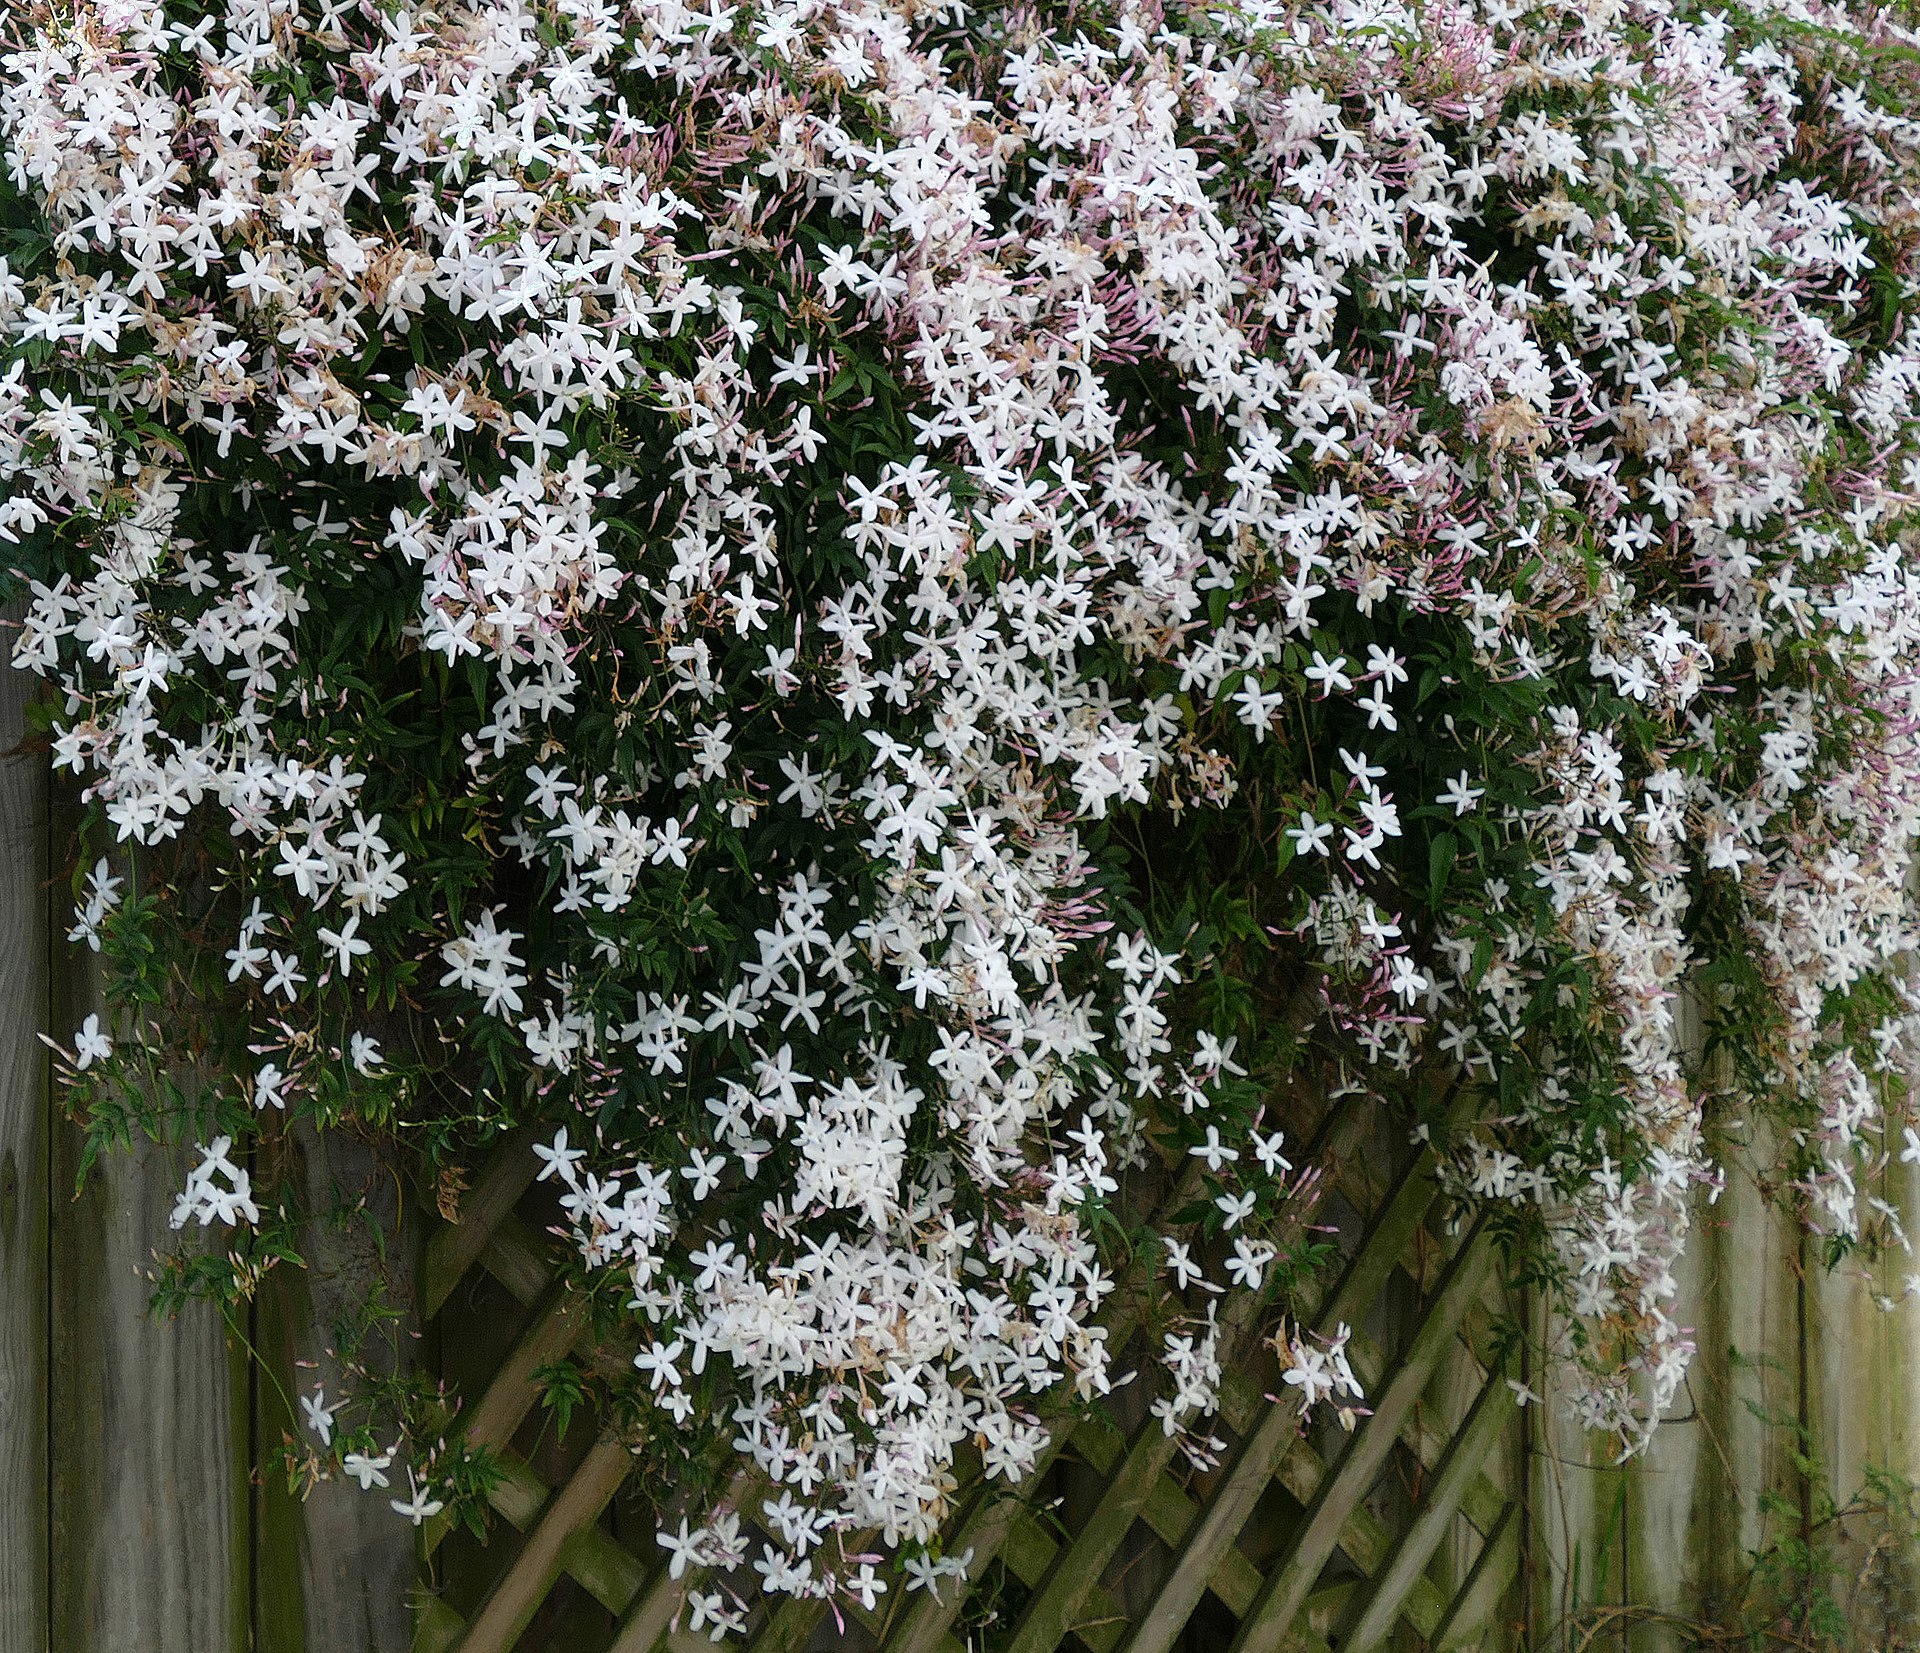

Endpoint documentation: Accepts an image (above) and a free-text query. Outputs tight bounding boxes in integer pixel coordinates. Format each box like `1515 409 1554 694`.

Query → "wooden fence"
2 666 1918 1652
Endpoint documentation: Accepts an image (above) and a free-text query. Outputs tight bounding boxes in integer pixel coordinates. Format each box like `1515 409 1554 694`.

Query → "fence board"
265 1124 422 1653
0 618 47 1653
1341 1359 1515 1653
48 1108 241 1652
1227 1224 1495 1653
33 795 243 1653
1111 1134 1459 1653
7 706 1920 1653
20 775 422 1653
1532 1128 1861 1652
1803 1151 1920 1638
1636 1156 1799 1652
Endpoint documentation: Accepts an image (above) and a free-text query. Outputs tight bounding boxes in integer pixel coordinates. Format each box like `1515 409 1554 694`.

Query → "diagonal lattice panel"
885 1089 1518 1653
409 1079 1524 1653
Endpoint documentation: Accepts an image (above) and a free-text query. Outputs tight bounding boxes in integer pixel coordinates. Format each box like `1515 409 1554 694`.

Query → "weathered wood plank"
453 1433 632 1653
604 1465 763 1653
1529 1313 1626 1647
264 1124 422 1653
1107 1146 1452 1653
1432 1501 1520 1651
1226 1225 1496 1653
1803 1148 1920 1641
422 1286 580 1561
47 819 241 1653
421 1129 542 1318
1532 1141 1807 1652
49 1098 242 1648
0 619 48 1653
1339 1361 1515 1653
1004 1413 1185 1653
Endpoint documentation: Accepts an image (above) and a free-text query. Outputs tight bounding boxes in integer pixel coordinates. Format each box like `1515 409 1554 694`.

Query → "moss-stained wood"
451 1433 633 1653
1107 1143 1455 1653
1339 1360 1515 1653
1225 1224 1496 1653
262 1124 421 1653
1533 1119 1816 1653
0 608 47 1653
47 917 240 1652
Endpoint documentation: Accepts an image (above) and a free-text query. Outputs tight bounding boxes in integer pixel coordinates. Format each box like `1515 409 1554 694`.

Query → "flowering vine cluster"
7 0 1920 1630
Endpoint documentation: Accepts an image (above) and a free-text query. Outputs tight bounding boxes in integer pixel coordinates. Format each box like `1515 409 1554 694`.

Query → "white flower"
390 1470 444 1526
439 910 528 1017
170 1137 260 1230
533 1127 585 1184
73 1014 111 1070
1303 651 1352 696
657 1518 703 1581
1187 1126 1238 1172
1225 1238 1274 1289
1162 1238 1205 1291
301 1388 336 1446
318 914 370 975
1285 812 1334 857
343 1450 392 1490
1437 772 1485 815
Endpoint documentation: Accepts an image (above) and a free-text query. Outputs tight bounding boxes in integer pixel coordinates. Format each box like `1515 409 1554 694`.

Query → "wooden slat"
49 996 241 1649
462 1288 585 1448
421 1128 543 1317
558 1513 652 1617
421 1435 657 1623
1070 1407 1271 1618
488 1452 555 1528
1432 1499 1520 1650
1167 1357 1464 1635
417 1208 661 1631
1108 1141 1451 1653
411 1593 467 1653
1339 1360 1515 1652
1259 1268 1513 1547
1268 1430 1452 1636
1225 1224 1496 1653
884 1095 1389 1653
0 616 46 1653
477 1212 636 1389
414 1180 720 1645
998 1174 1344 1653
1215 1295 1509 1541
479 1208 555 1306
744 1586 831 1653
815 1216 1180 1653
1006 1414 1183 1653
1002 1225 1301 1653
452 1434 634 1653
1110 1430 1266 1615
879 1449 1075 1653
422 1285 584 1558
605 1466 762 1653
876 1276 1188 1653
262 1123 422 1653
413 1114 662 1642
